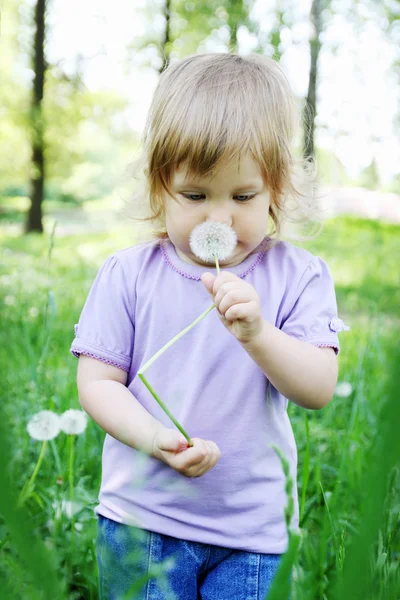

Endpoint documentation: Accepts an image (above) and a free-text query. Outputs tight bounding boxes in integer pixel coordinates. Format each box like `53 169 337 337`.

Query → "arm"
240 322 338 410
77 355 220 476
77 354 165 455
201 271 338 410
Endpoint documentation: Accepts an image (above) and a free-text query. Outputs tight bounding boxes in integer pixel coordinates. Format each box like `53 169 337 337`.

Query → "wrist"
241 319 271 351
145 421 165 458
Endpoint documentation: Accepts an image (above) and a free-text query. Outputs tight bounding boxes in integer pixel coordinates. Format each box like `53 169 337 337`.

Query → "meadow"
0 214 399 599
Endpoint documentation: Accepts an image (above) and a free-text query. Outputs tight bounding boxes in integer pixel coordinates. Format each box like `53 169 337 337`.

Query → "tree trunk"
159 0 172 74
303 0 323 161
270 8 284 61
25 0 46 233
228 0 239 52
228 0 247 53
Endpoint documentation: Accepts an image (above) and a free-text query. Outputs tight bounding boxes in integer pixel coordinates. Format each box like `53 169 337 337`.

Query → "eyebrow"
177 181 263 191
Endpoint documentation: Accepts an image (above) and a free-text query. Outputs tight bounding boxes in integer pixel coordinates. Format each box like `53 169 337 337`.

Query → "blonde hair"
128 52 321 241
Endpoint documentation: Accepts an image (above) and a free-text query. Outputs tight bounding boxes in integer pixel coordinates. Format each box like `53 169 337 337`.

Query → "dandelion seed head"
59 409 88 435
0 275 13 286
335 381 353 397
27 410 61 441
52 499 83 519
189 221 237 263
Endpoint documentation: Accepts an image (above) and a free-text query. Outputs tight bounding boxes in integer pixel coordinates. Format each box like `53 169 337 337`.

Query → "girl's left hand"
201 271 264 344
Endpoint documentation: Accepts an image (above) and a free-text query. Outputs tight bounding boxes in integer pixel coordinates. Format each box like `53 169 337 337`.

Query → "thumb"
156 428 188 453
201 272 216 296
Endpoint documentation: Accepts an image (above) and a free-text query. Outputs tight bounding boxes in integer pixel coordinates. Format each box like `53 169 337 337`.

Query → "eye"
234 194 256 202
181 193 256 202
181 193 205 202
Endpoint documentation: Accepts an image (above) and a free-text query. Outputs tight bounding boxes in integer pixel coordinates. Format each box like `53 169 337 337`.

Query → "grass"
0 215 399 599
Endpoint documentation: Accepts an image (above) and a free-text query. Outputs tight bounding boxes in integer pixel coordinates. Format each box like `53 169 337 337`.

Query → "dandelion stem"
50 438 62 476
138 373 193 446
300 413 310 523
69 434 76 574
139 303 215 374
18 440 47 507
138 255 221 449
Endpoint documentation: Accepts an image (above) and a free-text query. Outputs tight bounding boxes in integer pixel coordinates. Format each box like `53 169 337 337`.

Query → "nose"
207 201 233 226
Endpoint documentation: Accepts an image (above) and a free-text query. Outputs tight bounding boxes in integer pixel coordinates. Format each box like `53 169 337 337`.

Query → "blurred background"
1 0 400 233
1 1 400 599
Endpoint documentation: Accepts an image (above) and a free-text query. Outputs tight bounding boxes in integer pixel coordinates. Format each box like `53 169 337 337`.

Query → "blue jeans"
96 515 286 600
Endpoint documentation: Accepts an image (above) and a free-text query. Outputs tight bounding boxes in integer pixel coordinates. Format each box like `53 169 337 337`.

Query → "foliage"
0 0 136 206
129 0 257 66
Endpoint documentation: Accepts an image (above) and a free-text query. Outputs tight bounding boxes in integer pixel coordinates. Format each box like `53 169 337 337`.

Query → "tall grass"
0 216 399 598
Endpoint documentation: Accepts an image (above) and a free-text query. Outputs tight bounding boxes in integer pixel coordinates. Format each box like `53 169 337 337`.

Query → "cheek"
255 203 270 229
165 201 182 229
165 208 193 246
240 207 269 234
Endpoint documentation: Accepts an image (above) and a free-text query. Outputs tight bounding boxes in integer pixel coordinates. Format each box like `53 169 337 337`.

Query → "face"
164 153 270 268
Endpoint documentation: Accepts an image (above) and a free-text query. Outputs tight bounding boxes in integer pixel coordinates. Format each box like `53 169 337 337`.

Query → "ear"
201 272 216 295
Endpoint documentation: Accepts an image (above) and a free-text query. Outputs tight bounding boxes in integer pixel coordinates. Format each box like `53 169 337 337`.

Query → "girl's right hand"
152 428 220 477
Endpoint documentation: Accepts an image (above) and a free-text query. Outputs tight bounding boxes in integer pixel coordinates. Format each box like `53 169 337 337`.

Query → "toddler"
71 53 346 600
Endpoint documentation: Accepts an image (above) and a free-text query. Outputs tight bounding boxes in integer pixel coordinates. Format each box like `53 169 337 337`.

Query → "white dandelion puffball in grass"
59 409 88 435
335 381 353 398
27 410 61 441
53 499 83 519
189 221 237 263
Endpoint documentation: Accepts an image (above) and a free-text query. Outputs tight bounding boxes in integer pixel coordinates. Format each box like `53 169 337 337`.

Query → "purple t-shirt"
71 236 341 554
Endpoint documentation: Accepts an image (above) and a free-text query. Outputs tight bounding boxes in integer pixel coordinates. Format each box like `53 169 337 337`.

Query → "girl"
71 53 346 600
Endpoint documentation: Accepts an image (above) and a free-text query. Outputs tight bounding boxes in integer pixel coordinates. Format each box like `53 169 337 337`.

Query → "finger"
224 300 257 322
214 281 238 306
211 272 240 295
201 272 216 296
177 440 219 476
217 289 253 316
174 438 209 470
156 429 189 453
189 441 220 476
191 441 220 473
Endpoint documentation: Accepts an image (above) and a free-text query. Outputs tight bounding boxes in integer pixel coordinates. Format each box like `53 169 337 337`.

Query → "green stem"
50 438 62 476
69 435 75 575
138 373 193 446
300 412 310 523
138 255 221 449
18 440 47 507
139 303 216 374
266 530 300 600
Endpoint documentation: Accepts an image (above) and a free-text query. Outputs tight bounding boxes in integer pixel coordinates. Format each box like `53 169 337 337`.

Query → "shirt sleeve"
280 256 341 355
70 255 134 372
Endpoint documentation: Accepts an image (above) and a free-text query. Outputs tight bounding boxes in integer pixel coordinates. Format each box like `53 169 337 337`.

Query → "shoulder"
260 239 335 305
112 238 162 263
104 238 163 277
263 239 321 276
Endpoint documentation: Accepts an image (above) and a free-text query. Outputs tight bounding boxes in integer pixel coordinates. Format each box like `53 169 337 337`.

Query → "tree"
302 0 325 161
130 0 257 73
159 0 172 73
25 0 47 233
226 0 249 52
0 0 31 196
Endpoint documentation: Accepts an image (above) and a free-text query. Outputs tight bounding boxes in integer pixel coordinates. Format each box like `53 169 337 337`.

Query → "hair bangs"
149 85 256 198
129 53 321 241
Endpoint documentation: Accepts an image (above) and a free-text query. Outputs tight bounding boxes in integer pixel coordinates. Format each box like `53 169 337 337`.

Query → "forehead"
171 154 264 187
